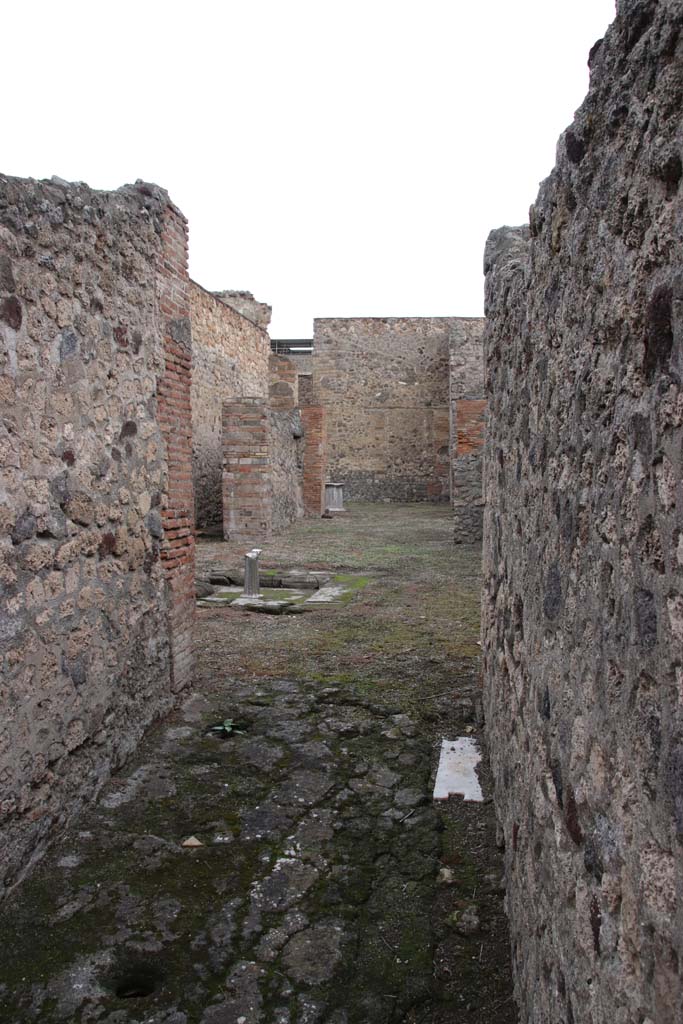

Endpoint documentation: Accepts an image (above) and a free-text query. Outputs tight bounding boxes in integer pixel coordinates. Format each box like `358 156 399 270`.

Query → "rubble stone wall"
449 319 486 542
0 174 194 892
312 317 454 502
298 374 314 407
190 282 269 532
482 3 683 1021
312 317 484 512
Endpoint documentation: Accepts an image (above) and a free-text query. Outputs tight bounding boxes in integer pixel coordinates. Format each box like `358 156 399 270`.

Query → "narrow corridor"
0 505 514 1024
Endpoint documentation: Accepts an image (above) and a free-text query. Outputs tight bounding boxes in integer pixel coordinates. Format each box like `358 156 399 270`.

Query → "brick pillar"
157 201 195 692
452 398 487 544
301 406 327 517
222 398 272 544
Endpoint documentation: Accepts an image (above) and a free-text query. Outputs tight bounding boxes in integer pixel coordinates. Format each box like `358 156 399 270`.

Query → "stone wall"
482 3 683 1021
312 317 455 502
298 374 314 407
0 174 194 892
268 355 304 533
214 290 272 330
449 319 486 543
312 317 484 510
190 282 269 533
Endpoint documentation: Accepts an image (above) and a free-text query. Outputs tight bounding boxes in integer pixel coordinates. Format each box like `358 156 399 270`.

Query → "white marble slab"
305 584 347 603
433 737 484 802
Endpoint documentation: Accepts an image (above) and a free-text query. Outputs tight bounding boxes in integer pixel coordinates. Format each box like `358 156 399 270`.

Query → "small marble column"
243 548 262 598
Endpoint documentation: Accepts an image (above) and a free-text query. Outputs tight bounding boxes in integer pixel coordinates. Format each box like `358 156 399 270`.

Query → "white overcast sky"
4 0 615 337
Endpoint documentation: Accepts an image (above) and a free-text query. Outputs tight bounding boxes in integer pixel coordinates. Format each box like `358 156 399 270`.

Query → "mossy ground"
0 503 515 1024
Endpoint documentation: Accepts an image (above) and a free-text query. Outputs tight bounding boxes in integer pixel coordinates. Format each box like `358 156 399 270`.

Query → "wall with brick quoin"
483 3 683 1021
190 282 269 533
157 203 195 697
0 174 195 893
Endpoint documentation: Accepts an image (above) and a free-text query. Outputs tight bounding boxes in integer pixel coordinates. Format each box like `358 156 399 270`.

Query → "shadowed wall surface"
483 2 683 1020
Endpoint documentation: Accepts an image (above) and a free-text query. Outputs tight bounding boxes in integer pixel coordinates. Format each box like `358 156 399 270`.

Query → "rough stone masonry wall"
483 3 683 1022
268 354 304 533
312 318 454 502
0 175 194 893
449 319 486 543
190 282 269 532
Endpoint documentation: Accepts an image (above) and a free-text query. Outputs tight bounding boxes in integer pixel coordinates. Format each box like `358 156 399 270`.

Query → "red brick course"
301 406 327 516
157 204 195 693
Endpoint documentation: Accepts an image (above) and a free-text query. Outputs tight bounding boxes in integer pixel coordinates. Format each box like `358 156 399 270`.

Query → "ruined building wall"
482 3 683 1021
0 175 195 892
190 282 269 532
312 318 454 502
268 355 304 533
449 319 486 543
214 290 272 330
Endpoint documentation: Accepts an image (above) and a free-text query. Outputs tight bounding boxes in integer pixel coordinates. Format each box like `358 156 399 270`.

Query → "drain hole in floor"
112 962 164 999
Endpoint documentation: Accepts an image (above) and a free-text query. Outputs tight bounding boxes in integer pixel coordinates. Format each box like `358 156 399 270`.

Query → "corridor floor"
0 505 515 1024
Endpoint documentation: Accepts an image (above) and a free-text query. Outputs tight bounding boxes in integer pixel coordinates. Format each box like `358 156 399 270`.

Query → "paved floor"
0 505 515 1024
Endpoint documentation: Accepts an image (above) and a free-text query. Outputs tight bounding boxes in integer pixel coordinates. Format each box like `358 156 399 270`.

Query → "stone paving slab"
0 679 440 1024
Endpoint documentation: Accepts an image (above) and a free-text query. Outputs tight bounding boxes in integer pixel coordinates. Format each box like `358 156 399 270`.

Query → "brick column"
222 398 272 544
157 201 195 692
301 406 327 517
